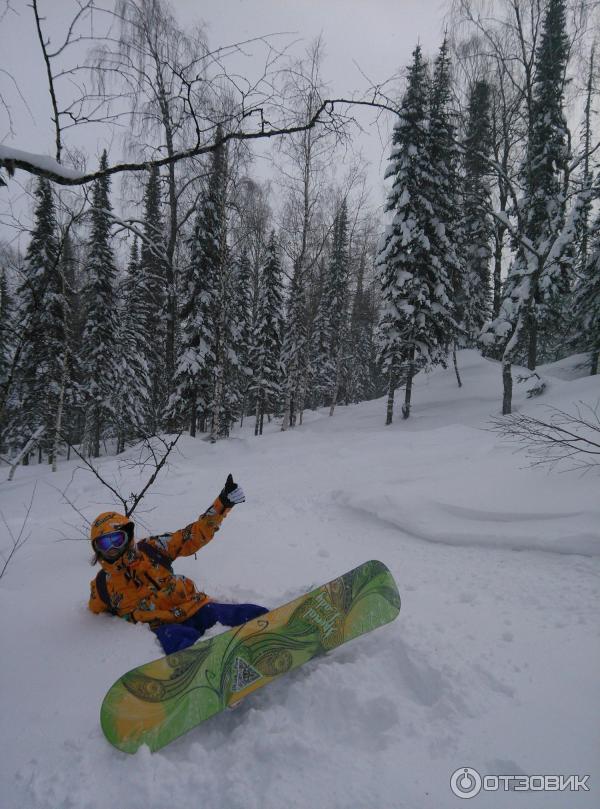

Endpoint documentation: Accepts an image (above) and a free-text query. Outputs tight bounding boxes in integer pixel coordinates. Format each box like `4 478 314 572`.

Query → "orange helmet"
90 511 134 543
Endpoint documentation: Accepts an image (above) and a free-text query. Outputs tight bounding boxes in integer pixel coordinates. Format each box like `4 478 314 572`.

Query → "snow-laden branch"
0 145 85 181
0 97 395 187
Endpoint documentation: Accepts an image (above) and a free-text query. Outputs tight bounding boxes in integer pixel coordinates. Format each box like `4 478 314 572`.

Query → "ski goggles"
94 530 129 554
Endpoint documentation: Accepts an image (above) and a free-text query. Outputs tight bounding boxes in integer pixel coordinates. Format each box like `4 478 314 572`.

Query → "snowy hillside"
1 350 599 809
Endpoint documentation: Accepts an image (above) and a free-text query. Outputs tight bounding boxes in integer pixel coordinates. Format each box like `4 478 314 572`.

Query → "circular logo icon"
450 767 482 799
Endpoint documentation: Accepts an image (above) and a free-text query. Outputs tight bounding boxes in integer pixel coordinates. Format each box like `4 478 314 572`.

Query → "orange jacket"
88 498 230 627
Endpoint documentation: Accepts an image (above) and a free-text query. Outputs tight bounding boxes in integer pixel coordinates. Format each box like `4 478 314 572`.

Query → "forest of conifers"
0 0 598 466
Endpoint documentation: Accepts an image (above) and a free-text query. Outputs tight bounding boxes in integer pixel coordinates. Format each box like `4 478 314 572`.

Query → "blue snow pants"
153 602 269 655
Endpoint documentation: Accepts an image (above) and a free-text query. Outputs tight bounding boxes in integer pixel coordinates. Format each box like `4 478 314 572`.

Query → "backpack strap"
138 540 174 573
95 570 118 615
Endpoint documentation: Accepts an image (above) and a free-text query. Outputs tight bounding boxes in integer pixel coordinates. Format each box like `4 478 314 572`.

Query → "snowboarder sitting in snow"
88 474 267 655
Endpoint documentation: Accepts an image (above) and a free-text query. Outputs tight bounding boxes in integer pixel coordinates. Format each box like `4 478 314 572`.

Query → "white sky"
0 0 450 242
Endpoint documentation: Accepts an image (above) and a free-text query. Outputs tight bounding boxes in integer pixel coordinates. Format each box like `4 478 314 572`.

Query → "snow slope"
1 350 599 809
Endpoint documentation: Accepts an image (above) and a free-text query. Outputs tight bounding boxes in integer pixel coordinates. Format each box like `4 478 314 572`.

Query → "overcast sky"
1 0 451 242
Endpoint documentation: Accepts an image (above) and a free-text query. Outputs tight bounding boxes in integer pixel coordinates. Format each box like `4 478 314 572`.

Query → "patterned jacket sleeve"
145 497 231 561
89 577 108 614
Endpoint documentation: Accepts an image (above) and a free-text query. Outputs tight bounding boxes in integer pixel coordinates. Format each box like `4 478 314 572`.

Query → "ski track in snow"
1 350 599 809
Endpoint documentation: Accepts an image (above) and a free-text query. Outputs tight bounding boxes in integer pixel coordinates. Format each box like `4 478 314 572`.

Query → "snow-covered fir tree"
80 151 119 457
230 248 254 426
308 255 328 409
482 0 571 384
572 177 600 375
527 0 572 363
428 37 461 365
281 259 309 430
322 200 350 415
481 0 573 412
377 44 455 424
215 243 242 440
346 248 377 404
11 178 72 462
171 130 227 437
0 249 16 452
569 47 597 374
55 229 81 458
462 79 493 342
115 237 153 451
573 48 595 288
0 255 14 369
138 165 168 431
251 231 284 435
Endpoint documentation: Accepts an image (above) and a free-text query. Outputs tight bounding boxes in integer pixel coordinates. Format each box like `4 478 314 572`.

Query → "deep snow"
1 350 598 809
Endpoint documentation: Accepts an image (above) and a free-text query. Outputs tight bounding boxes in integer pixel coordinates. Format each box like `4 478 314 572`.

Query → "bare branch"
488 401 600 473
57 430 183 518
31 0 62 164
0 483 36 581
0 91 395 186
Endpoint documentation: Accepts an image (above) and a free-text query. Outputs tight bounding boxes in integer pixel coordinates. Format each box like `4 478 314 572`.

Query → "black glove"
219 473 246 508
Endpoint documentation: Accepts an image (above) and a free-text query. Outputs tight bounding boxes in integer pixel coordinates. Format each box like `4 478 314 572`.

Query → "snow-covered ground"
1 350 599 809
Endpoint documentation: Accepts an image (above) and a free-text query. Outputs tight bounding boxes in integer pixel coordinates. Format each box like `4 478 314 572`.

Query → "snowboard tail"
101 559 400 753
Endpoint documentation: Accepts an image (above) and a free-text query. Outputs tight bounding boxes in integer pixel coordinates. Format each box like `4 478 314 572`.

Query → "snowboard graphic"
101 559 401 753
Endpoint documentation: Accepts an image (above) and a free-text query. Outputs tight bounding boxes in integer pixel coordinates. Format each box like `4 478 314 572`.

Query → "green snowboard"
101 559 401 753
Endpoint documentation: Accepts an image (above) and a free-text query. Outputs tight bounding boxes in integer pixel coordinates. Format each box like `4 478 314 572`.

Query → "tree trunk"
402 372 413 419
189 391 197 437
239 390 247 428
211 362 224 444
155 73 178 393
402 346 416 419
297 366 308 426
281 369 295 431
527 314 537 371
329 355 342 417
290 393 296 427
502 360 513 415
165 159 177 391
590 351 599 376
385 366 395 426
93 406 100 458
453 344 462 388
493 226 504 320
210 247 227 442
254 389 263 436
52 358 68 472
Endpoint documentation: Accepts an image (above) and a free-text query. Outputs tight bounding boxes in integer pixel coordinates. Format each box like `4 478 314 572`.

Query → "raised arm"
144 475 246 561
